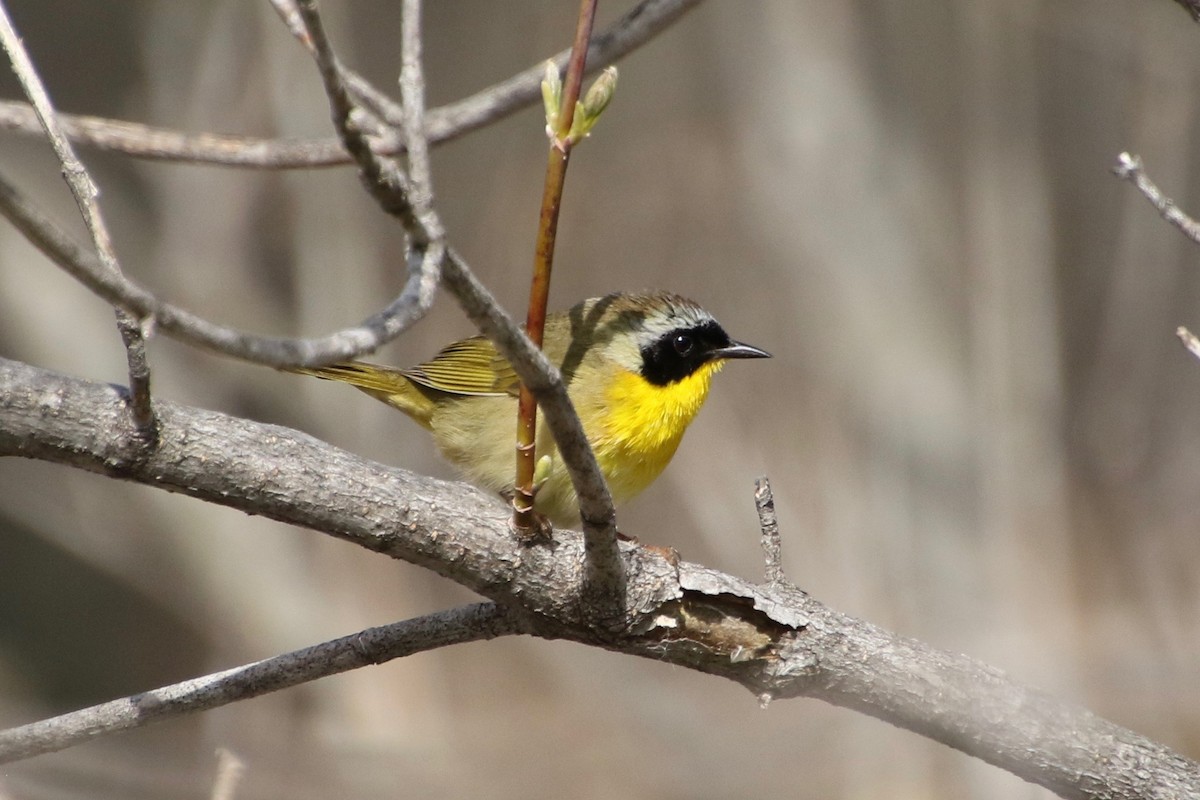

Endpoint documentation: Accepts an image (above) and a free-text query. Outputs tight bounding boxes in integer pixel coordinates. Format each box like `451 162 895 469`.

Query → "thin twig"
514 0 600 529
0 102 355 166
266 0 309 45
0 0 703 169
0 172 433 367
1176 326 1200 362
295 2 423 233
116 320 154 434
0 603 522 764
399 0 435 213
396 0 445 342
1173 0 1200 22
0 0 156 436
1113 152 1200 246
267 0 410 135
754 476 785 585
397 0 447 297
0 0 687 392
209 749 246 800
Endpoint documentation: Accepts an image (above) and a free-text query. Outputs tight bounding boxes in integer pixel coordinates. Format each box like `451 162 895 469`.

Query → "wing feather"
402 336 518 396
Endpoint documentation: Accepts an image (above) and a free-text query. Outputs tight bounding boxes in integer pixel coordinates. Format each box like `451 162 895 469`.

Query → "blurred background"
1 1 1198 797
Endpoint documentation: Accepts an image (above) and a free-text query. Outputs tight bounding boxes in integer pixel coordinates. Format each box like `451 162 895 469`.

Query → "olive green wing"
402 335 519 397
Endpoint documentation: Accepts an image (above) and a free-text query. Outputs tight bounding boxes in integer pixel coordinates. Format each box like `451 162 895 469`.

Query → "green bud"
533 454 554 490
582 66 618 120
567 66 618 144
541 60 562 133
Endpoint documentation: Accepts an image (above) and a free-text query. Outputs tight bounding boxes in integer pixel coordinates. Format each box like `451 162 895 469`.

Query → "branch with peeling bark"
1 358 1198 800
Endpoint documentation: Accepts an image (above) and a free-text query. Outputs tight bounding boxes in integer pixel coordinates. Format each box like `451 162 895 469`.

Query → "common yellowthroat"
291 291 769 526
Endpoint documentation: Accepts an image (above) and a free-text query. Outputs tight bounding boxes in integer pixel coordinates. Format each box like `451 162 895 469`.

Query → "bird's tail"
287 361 436 429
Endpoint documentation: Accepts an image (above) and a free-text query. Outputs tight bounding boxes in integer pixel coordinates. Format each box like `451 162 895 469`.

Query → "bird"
289 290 770 527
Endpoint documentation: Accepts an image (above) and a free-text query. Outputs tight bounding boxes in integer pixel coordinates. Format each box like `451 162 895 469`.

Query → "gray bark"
2 356 1197 800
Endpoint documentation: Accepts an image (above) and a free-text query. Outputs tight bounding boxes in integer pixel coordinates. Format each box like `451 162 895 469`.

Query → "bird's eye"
673 333 694 357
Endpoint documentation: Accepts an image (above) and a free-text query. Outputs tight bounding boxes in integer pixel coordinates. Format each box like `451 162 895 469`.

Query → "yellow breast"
591 361 724 504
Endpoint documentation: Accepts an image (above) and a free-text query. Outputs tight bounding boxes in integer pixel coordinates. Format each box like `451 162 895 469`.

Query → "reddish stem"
513 0 599 531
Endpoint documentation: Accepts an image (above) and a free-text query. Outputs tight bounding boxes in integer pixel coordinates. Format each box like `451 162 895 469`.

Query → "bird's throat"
601 361 722 459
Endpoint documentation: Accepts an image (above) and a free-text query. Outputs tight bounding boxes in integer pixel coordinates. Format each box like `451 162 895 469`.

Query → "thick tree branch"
0 603 523 764
0 0 702 169
2 356 1198 799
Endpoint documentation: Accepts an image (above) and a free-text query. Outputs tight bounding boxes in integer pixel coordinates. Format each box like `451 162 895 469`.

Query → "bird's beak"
711 341 772 360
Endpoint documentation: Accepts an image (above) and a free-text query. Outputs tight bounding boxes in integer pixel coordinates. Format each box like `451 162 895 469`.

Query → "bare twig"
291 0 444 371
294 2 422 233
210 749 246 800
0 102 355 166
1173 0 1200 22
0 0 703 169
399 0 435 213
115 320 154 434
394 0 447 348
0 172 433 367
1113 152 1200 246
265 0 309 45
0 602 522 764
1176 326 1200 362
1114 156 1200 373
754 476 784 585
0 0 156 436
267 0 410 136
